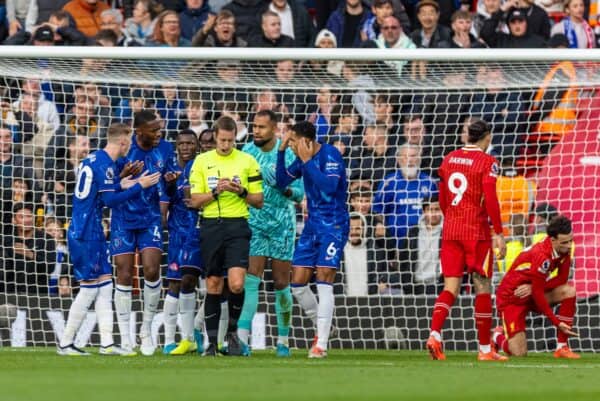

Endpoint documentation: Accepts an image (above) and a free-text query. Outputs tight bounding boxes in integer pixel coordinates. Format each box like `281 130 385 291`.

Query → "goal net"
0 47 599 352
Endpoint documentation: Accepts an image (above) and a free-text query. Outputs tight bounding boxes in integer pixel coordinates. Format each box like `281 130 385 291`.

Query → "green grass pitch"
1 349 599 401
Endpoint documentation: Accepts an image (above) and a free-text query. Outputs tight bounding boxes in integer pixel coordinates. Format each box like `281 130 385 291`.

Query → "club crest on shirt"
538 259 551 274
168 262 179 272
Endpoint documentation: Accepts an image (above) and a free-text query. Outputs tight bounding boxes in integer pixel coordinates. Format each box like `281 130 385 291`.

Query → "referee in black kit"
188 116 264 356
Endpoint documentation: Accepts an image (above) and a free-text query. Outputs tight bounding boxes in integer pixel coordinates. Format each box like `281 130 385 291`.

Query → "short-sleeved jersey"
278 143 348 230
167 160 199 236
496 237 571 326
69 150 118 241
112 135 170 229
242 140 304 233
438 145 501 240
189 148 262 218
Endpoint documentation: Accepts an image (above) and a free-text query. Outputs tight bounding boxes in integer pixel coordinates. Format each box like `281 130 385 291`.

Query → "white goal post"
0 46 598 351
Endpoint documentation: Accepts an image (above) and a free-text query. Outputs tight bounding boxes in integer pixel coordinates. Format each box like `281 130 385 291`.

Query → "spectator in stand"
327 103 360 151
4 10 88 45
470 64 525 159
221 0 267 41
45 92 108 165
44 134 90 219
373 92 401 145
340 212 385 296
44 216 71 297
551 0 597 48
1 178 37 229
11 79 61 158
360 0 410 42
410 0 452 48
184 91 209 135
368 15 416 77
27 0 71 29
100 8 142 46
156 84 185 139
516 0 552 39
308 87 338 141
262 0 315 47
0 125 36 192
398 194 443 295
6 0 37 35
114 87 152 124
47 9 89 45
349 124 397 186
248 10 294 46
472 0 504 40
399 114 435 176
450 9 485 48
341 61 376 124
481 7 547 47
124 0 161 44
95 27 119 45
192 8 247 46
326 0 372 48
179 0 212 41
372 143 438 247
299 29 345 79
62 0 111 37
361 0 394 41
146 9 191 45
1 202 56 295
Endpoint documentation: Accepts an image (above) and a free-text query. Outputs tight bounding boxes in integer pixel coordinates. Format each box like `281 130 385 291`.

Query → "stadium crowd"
0 0 598 301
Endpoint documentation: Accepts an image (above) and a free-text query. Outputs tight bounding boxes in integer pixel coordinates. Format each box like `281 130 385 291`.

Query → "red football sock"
431 290 456 333
475 293 493 346
497 333 511 355
556 296 576 344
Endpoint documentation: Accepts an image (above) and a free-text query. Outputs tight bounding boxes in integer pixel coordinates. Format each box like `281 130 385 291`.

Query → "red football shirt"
438 145 503 240
496 237 571 327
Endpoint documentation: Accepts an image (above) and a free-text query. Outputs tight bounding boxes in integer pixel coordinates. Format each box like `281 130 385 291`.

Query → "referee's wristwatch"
237 187 248 198
211 187 219 200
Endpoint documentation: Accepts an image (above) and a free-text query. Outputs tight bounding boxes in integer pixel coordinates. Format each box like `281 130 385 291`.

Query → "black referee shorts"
200 218 251 277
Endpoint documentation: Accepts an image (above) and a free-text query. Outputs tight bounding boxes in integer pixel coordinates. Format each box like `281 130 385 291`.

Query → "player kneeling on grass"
276 121 349 359
160 130 204 355
58 123 161 356
494 215 580 358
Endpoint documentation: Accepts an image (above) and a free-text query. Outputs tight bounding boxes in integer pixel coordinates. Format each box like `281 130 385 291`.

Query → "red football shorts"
440 239 493 278
500 303 530 338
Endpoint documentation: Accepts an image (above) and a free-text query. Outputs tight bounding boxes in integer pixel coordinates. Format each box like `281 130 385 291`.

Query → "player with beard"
237 110 304 356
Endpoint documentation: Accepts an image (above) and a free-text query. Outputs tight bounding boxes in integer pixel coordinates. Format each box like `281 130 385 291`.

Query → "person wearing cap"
480 7 547 47
410 0 452 48
325 0 372 48
3 10 87 45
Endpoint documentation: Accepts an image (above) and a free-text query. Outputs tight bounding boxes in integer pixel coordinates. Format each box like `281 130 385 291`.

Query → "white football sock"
291 285 318 327
60 285 98 348
95 280 114 348
480 344 491 353
179 291 196 342
114 284 132 348
316 283 334 351
194 299 204 331
163 292 179 345
140 279 161 337
218 300 228 344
